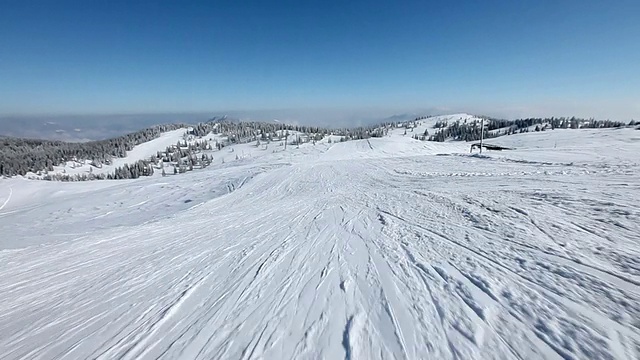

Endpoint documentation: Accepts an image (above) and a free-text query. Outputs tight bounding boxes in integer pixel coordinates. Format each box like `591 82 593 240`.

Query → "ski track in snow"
0 187 12 213
1 128 640 359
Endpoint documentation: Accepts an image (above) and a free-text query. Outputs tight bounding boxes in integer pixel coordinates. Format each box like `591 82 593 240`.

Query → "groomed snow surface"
1 128 639 359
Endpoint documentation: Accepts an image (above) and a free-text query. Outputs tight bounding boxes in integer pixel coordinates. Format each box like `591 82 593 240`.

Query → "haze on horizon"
1 0 639 125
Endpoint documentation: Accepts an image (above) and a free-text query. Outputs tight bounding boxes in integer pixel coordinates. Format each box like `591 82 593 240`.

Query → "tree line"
0 123 186 177
426 117 631 142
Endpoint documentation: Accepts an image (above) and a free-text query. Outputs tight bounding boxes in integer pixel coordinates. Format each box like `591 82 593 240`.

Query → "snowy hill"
0 127 639 359
42 128 192 177
20 126 319 180
9 113 628 181
385 113 482 139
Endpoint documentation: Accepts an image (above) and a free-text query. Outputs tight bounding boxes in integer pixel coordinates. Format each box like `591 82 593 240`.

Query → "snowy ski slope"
43 128 193 177
1 127 639 359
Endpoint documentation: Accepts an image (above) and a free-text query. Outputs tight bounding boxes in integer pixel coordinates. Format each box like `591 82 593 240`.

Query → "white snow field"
1 127 639 359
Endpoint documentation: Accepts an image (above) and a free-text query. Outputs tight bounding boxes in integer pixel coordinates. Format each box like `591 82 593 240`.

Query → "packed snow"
1 127 639 359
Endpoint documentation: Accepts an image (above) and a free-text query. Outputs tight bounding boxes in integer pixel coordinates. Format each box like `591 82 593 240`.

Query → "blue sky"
1 0 638 121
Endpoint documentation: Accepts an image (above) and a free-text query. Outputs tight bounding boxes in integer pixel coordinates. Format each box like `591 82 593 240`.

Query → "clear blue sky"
1 0 638 120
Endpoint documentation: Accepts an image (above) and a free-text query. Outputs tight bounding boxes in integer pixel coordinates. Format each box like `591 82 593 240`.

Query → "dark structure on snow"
470 143 514 153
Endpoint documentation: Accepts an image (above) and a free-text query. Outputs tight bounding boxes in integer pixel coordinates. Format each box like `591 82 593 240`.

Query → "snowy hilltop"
0 117 639 359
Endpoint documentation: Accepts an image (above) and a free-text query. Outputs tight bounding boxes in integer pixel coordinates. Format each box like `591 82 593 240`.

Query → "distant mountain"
0 113 213 141
207 115 244 124
382 113 421 123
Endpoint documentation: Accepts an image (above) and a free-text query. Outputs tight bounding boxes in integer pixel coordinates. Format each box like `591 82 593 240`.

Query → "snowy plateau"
0 121 639 360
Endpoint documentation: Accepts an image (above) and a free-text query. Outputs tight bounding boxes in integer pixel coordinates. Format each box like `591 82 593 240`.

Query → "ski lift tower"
480 117 484 154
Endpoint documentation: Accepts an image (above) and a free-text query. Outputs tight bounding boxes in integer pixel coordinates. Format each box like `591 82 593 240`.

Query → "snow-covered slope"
1 128 639 359
385 113 482 138
25 128 192 178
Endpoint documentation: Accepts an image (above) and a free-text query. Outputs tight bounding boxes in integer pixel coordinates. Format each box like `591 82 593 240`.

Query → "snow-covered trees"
0 123 185 177
427 117 628 142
